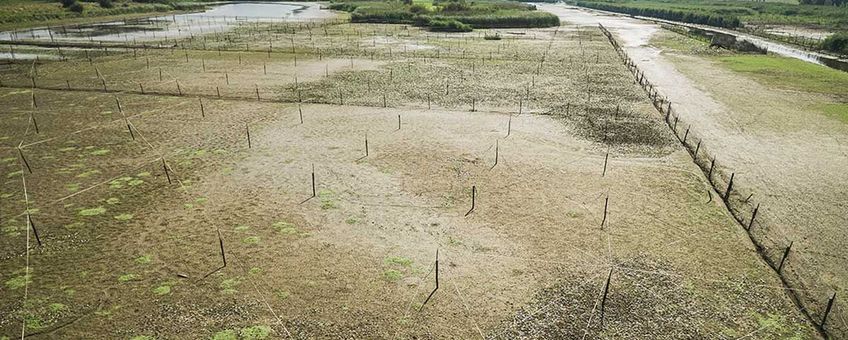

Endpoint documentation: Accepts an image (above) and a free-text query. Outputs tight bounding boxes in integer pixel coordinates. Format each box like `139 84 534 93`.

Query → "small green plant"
153 285 171 295
384 256 413 267
383 269 403 282
118 273 139 282
272 221 298 234
79 206 106 216
242 236 260 244
114 213 133 221
5 274 32 290
239 325 271 339
135 255 152 264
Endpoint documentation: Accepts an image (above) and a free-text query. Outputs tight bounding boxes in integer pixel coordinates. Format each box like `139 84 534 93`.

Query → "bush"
428 19 472 32
821 33 848 55
69 2 84 13
409 4 428 14
99 0 113 9
60 0 76 7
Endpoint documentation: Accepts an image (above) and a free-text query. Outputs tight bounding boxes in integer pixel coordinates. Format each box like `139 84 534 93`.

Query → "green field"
327 0 560 31
0 0 206 30
716 54 848 96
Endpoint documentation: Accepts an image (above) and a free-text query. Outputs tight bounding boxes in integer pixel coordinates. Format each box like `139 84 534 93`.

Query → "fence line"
598 23 840 339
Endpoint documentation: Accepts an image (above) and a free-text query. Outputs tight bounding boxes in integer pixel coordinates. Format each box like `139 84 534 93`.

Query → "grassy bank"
570 0 848 31
327 0 560 31
716 54 848 96
0 0 206 30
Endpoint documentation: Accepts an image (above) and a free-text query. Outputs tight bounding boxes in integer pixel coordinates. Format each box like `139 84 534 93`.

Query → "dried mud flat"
0 13 820 339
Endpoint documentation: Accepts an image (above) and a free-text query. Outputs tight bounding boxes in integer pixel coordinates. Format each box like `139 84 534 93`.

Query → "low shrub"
69 2 84 13
428 19 472 32
821 33 848 55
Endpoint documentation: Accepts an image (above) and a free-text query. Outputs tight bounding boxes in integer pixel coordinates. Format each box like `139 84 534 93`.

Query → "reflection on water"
0 2 329 43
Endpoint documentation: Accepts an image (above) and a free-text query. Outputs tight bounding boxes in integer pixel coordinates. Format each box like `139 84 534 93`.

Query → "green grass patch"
383 269 403 282
79 206 106 216
813 102 848 123
5 273 32 290
242 236 260 244
152 285 171 296
384 256 413 267
272 221 298 234
716 54 848 96
113 213 133 221
135 254 152 264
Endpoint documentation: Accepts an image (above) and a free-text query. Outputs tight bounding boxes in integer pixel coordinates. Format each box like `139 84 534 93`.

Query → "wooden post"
162 158 171 184
299 104 304 124
364 133 369 157
27 213 42 247
506 115 512 137
723 172 735 202
427 93 431 109
18 148 32 174
602 151 609 177
177 81 182 96
246 124 251 148
748 203 759 230
256 85 260 101
419 249 440 310
397 115 401 130
199 98 205 117
311 164 316 198
682 126 690 144
217 229 227 267
159 68 163 81
600 268 613 324
465 185 476 216
777 241 793 273
694 140 701 158
822 293 837 329
518 97 523 115
383 93 387 108
708 158 716 181
492 140 499 168
601 195 609 227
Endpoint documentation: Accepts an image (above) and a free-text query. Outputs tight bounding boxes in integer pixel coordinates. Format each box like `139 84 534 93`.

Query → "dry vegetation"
0 14 819 339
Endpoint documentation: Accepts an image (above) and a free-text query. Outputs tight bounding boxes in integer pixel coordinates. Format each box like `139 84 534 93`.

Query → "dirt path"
540 3 848 337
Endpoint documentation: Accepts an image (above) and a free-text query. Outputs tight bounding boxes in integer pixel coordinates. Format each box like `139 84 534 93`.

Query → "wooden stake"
199 98 205 117
217 229 227 267
708 158 716 180
748 203 759 230
602 151 609 177
28 213 42 247
778 241 793 273
364 133 369 157
177 81 182 96
162 158 171 184
299 103 303 124
601 195 609 227
18 148 32 174
506 115 512 137
600 268 613 324
311 164 316 198
397 115 401 130
723 172 735 202
465 185 476 216
246 124 251 148
822 293 837 329
419 249 440 311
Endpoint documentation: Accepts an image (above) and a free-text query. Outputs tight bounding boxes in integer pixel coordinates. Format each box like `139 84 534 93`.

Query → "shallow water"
538 3 848 73
0 2 332 44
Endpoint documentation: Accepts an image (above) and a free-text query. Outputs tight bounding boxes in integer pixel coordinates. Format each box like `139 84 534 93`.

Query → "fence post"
778 241 793 273
822 293 837 329
723 172 735 202
746 203 759 231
